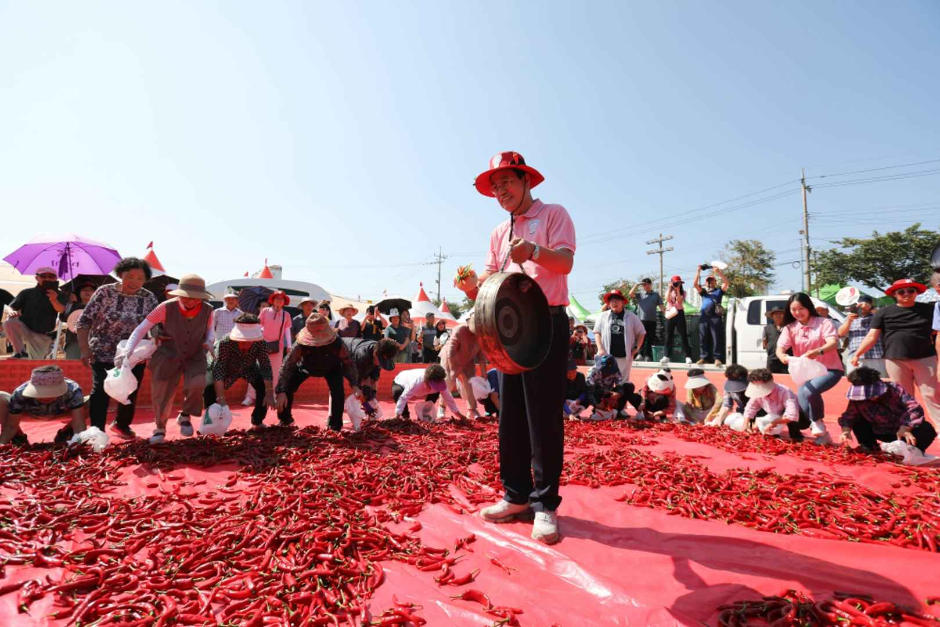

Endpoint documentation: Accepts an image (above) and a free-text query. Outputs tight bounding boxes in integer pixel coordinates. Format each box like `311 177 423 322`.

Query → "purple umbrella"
3 233 122 282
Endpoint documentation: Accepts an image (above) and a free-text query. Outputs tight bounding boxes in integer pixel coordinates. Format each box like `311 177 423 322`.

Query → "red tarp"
2 367 939 626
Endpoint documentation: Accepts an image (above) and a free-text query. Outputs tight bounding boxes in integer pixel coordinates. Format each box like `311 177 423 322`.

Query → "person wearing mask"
121 274 215 444
593 289 645 382
276 314 360 432
839 295 886 376
838 366 937 455
204 314 275 428
334 305 361 339
457 151 575 545
762 307 789 374
775 292 843 445
213 293 243 341
4 267 68 359
76 257 159 439
0 365 88 445
663 276 693 365
629 278 665 362
853 279 940 430
61 281 97 359
384 309 411 364
420 312 439 363
694 265 729 367
292 298 317 341
361 306 386 341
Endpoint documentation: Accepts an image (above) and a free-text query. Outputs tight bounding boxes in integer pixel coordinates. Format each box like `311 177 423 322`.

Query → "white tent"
410 283 456 327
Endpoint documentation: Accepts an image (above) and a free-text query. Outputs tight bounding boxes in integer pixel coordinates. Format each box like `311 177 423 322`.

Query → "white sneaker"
480 500 531 523
468 410 482 420
531 511 560 545
685 357 693 365
437 405 446 420
178 415 194 437
814 432 833 446
149 429 166 445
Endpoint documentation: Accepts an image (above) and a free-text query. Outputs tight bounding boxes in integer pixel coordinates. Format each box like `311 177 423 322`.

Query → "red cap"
670 276 683 283
474 152 544 197
884 279 926 296
603 289 626 304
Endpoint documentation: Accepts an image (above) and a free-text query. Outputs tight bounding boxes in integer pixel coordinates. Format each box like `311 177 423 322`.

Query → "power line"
811 168 940 189
806 158 940 180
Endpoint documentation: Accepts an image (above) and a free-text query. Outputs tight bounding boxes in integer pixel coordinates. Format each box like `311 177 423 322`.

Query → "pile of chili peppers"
716 590 940 626
0 414 937 625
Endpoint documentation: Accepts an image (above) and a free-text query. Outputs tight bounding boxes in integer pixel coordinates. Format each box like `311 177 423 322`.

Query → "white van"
727 294 846 370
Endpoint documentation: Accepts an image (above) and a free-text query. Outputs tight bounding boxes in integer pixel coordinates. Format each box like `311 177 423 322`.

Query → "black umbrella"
376 296 412 316
143 275 180 303
238 286 274 315
932 243 940 270
61 274 117 295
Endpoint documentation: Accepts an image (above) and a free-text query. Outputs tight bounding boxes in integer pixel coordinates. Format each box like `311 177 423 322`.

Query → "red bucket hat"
268 290 289 305
474 152 545 197
884 279 927 297
603 289 626 304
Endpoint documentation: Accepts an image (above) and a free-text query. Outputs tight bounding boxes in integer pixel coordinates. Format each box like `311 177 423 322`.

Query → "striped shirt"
213 307 243 339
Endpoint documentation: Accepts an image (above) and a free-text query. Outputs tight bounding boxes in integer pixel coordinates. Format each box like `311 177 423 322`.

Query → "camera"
699 264 711 271
848 304 858 314
40 279 60 292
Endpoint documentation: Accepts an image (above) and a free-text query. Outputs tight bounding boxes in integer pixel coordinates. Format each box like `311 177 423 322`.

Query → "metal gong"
473 272 552 375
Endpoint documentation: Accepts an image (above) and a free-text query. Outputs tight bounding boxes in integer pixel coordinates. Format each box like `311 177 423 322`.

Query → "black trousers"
422 348 438 364
852 419 937 453
204 372 268 425
699 315 725 362
786 409 811 441
88 361 147 430
278 367 345 431
590 382 642 412
481 396 499 416
639 320 657 360
391 383 439 418
664 313 692 361
498 311 568 512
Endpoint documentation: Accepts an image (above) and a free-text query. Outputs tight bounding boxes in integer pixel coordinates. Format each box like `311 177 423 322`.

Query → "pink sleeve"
783 388 800 421
777 324 793 351
820 318 838 340
547 205 576 252
145 302 168 324
484 227 500 273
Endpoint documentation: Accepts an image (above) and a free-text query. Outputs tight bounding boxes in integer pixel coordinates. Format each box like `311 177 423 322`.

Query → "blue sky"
2 1 938 308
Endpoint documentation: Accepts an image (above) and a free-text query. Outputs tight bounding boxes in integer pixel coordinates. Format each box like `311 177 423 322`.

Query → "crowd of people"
2 150 939 546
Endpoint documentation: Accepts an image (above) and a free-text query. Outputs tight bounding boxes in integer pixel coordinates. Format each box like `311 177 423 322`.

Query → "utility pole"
429 247 448 302
646 234 674 297
798 235 805 292
801 168 812 294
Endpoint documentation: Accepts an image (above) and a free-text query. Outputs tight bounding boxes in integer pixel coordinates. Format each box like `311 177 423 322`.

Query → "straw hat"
168 275 213 300
684 369 711 390
338 304 359 317
745 379 775 399
229 322 263 342
296 314 337 347
22 366 69 399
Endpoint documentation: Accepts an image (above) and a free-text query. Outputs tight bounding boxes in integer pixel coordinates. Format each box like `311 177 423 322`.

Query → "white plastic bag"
590 408 616 421
756 414 788 436
417 401 436 422
879 440 939 466
725 412 747 432
198 403 233 436
565 400 585 418
104 363 138 405
664 306 679 320
69 427 110 452
116 339 158 367
345 394 365 432
788 356 828 388
469 376 491 401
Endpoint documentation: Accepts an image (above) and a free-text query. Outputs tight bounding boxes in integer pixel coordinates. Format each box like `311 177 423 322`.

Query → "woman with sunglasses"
853 279 940 430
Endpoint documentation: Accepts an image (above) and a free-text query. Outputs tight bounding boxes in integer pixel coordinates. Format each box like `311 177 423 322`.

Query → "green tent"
567 294 593 321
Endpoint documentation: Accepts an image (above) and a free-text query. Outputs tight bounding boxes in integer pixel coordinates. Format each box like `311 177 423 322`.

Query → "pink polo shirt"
484 200 576 307
777 316 843 371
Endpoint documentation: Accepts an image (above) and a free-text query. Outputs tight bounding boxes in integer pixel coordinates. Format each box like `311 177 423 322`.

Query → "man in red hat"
457 152 575 545
593 289 645 381
853 278 940 429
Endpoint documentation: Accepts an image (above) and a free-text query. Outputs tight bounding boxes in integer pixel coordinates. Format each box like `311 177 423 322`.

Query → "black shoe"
10 432 28 446
327 421 342 432
110 423 137 440
54 425 75 444
11 351 28 359
278 416 295 428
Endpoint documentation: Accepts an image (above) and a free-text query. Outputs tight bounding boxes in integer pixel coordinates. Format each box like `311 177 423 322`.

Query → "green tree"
814 224 939 291
716 239 776 297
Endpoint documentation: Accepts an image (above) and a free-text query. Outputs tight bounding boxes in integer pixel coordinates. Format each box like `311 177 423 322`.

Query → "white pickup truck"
726 294 847 370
